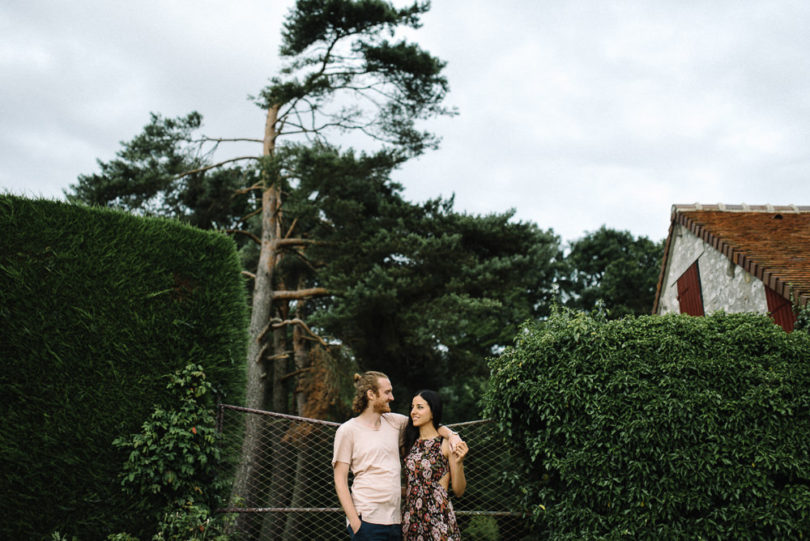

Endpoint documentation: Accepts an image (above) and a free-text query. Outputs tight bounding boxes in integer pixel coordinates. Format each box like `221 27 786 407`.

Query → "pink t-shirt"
332 413 408 525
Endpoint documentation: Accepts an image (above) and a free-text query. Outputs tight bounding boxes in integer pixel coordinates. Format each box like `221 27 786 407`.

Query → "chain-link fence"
216 404 533 540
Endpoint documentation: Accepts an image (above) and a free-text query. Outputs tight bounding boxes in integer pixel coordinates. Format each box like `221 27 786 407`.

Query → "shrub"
484 309 810 539
464 515 500 541
795 304 810 334
112 364 235 541
114 364 227 514
1 196 248 539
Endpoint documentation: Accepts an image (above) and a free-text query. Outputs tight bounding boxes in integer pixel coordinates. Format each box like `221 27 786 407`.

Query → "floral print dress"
402 436 461 540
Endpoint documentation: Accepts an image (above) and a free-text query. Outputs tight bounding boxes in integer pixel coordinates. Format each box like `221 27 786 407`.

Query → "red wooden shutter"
764 285 796 332
676 262 704 316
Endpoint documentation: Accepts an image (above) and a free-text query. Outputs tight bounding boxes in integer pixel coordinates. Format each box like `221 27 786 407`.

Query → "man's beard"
373 400 391 414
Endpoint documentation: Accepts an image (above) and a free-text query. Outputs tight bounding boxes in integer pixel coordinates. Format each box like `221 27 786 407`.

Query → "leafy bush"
150 499 234 541
112 364 235 540
795 304 810 334
484 309 810 539
114 364 227 514
464 515 500 540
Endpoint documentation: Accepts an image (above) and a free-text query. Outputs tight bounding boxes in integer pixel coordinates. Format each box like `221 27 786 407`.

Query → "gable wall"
657 224 767 315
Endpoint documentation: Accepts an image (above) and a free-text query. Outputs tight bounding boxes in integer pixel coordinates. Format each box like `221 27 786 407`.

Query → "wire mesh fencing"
217 405 534 540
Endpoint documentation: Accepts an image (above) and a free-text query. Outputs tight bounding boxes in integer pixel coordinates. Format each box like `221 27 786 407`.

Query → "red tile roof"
652 204 810 313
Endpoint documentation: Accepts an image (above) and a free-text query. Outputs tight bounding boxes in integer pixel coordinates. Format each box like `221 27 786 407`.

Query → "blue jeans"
346 520 402 541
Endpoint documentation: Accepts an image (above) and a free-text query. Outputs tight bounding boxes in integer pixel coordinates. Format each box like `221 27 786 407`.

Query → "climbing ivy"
112 364 233 540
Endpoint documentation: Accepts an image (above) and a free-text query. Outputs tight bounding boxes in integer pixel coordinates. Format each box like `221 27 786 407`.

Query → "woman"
401 390 468 540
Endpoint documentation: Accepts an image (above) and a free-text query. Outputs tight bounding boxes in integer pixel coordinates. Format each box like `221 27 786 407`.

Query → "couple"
333 371 469 540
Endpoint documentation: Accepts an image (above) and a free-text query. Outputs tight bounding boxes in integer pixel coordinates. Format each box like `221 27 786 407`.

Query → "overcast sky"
3 1 810 244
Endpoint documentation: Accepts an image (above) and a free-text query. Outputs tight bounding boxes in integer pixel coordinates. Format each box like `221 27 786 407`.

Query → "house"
653 204 810 332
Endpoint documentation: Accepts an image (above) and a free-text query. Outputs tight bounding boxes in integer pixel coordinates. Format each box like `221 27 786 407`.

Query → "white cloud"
3 0 810 242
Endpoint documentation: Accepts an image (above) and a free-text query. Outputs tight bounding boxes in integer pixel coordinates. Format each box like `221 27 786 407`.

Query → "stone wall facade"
657 224 767 315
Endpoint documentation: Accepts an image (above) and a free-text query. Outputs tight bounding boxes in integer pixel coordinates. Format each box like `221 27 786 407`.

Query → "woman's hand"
447 431 463 452
452 440 468 462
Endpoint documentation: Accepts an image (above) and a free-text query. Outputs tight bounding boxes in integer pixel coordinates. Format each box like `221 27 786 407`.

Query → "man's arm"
334 461 361 534
388 413 463 450
437 425 463 451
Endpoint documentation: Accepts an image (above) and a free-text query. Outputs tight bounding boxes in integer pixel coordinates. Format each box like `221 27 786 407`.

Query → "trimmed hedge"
0 196 248 540
484 309 810 539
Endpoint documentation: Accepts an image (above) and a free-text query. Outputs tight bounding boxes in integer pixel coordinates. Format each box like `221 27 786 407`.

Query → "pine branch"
271 317 330 347
272 287 329 300
284 216 299 239
196 136 264 144
175 156 260 179
234 184 264 196
226 229 261 245
274 237 320 248
280 367 312 381
238 207 262 224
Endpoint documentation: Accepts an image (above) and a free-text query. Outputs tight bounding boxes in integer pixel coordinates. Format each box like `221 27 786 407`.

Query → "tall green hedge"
484 309 810 539
0 196 248 540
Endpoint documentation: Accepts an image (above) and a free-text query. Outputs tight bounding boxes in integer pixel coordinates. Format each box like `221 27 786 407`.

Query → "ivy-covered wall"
0 196 248 540
484 309 810 539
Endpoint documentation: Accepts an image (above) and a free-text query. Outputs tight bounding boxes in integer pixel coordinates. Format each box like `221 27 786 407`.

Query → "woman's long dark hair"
401 389 444 457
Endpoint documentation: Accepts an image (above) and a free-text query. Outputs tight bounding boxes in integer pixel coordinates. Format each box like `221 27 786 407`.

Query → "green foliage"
795 303 810 333
66 112 256 229
207 141 563 418
263 0 453 157
50 533 79 541
150 499 235 541
484 308 810 539
464 515 500 541
68 112 201 210
279 0 427 56
562 226 664 318
112 364 236 541
105 501 235 541
292 146 563 413
0 196 248 539
66 111 567 422
64 0 568 422
113 364 226 513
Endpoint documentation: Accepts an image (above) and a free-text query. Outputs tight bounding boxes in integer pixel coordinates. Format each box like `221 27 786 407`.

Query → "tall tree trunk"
230 105 281 536
282 295 312 540
259 300 294 541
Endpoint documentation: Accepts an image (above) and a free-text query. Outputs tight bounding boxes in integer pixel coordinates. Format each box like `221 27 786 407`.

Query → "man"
333 371 462 540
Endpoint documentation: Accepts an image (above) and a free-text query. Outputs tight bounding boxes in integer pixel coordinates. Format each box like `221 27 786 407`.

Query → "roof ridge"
672 203 810 213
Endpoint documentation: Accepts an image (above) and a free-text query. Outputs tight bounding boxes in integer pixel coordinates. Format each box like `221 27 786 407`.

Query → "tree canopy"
561 225 664 318
68 112 257 229
66 1 666 421
265 0 452 157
